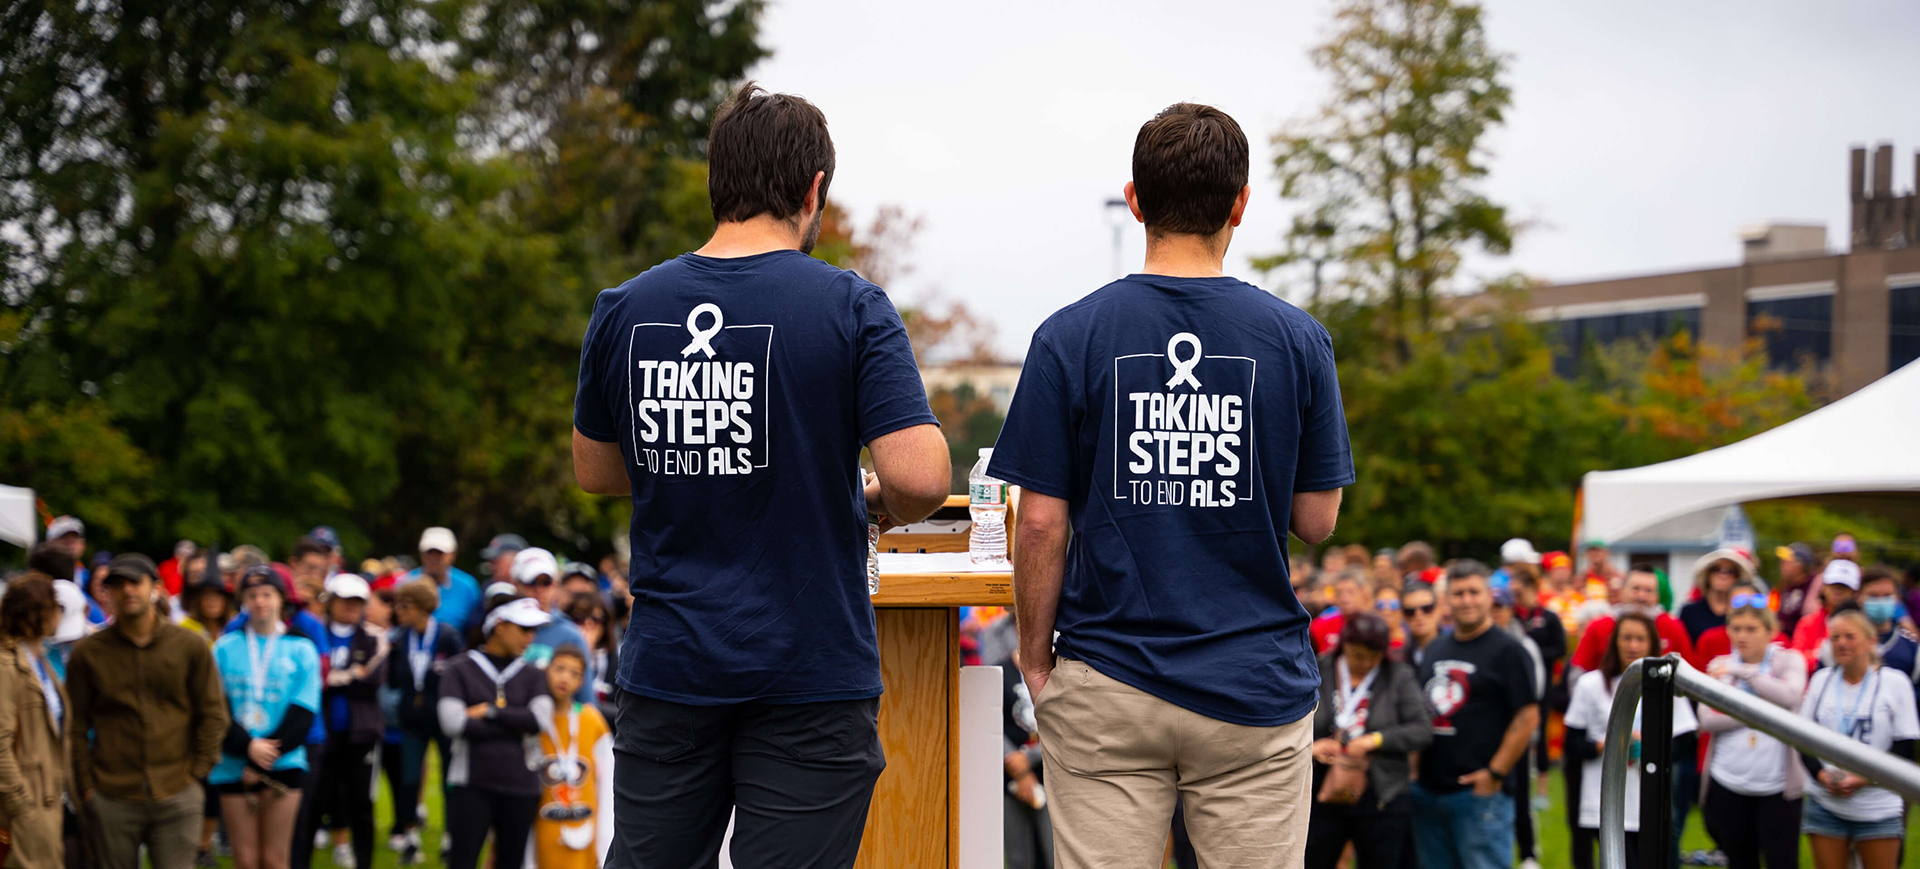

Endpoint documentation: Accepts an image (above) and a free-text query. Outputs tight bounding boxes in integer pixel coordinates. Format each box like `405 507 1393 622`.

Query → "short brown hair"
0 575 58 640
708 82 835 224
1131 103 1249 236
395 578 440 614
549 644 588 670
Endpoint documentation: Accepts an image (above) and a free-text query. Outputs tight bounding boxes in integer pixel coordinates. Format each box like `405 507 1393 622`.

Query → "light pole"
1104 198 1129 279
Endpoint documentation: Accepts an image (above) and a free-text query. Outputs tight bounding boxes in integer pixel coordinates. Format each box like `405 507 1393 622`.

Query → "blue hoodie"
523 611 595 703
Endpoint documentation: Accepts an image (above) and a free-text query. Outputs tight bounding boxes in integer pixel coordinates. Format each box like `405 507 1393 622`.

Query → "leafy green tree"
460 0 768 284
0 0 764 560
1261 0 1514 349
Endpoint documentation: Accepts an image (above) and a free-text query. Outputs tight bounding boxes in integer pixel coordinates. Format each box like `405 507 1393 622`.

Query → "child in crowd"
316 575 390 869
438 597 552 869
533 646 614 868
386 578 465 864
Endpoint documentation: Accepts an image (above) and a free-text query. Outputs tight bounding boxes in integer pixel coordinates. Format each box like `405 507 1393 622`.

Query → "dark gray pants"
86 783 202 869
604 689 885 869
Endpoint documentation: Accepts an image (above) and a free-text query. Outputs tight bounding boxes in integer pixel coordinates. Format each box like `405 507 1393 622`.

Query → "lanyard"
557 702 581 771
1334 657 1378 733
247 626 284 706
408 619 437 692
467 650 527 708
1732 646 1776 695
26 652 59 735
1824 669 1880 741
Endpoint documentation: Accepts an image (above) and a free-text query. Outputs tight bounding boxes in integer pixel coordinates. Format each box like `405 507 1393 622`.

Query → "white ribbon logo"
680 303 723 358
1165 332 1203 390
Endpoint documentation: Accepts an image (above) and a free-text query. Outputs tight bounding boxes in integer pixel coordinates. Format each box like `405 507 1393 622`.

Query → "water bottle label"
970 481 1007 506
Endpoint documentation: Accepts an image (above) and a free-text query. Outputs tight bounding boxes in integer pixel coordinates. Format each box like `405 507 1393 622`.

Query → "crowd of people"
10 85 1920 869
985 536 1920 869
1 515 627 869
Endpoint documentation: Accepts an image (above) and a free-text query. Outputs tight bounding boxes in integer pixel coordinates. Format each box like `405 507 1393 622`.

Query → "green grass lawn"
211 752 452 869
1532 768 1920 869
215 760 1918 868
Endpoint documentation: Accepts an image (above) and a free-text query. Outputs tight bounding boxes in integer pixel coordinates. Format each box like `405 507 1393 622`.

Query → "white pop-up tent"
1581 359 1920 545
0 485 35 549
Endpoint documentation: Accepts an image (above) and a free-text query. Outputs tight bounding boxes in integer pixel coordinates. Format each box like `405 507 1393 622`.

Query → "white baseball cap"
46 516 84 540
324 574 371 601
483 597 552 635
1823 560 1862 591
483 581 520 602
511 547 560 585
1500 538 1542 565
418 527 458 554
51 580 89 644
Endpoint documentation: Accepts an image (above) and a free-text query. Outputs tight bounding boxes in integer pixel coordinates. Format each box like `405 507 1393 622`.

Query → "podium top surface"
872 552 1012 608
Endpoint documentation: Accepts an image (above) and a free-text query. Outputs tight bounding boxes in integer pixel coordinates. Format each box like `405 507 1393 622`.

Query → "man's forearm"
1013 520 1068 671
1488 705 1539 775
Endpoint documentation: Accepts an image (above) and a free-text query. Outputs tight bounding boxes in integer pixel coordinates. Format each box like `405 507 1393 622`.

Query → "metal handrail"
1600 654 1920 869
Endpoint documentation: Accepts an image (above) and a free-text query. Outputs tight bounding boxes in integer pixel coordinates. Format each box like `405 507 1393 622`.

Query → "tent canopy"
0 485 34 549
1581 359 1920 545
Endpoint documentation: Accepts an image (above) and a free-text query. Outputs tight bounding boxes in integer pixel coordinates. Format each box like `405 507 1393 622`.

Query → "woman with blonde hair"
1698 596 1805 869
1797 608 1917 869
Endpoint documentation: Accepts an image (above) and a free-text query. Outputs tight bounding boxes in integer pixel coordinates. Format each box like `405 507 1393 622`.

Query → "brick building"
1527 144 1920 396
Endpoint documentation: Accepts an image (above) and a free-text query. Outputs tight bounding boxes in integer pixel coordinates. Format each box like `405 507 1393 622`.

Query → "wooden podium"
853 496 1014 869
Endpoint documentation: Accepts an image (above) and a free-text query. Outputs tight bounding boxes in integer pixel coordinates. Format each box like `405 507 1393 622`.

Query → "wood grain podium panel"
854 607 953 869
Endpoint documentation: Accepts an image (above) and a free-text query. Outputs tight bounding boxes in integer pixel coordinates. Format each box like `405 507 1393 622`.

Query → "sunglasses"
1375 599 1403 612
1730 593 1769 610
1407 602 1439 616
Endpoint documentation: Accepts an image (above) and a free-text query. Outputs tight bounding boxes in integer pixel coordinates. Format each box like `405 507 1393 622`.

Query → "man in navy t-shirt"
572 82 951 868
990 103 1353 869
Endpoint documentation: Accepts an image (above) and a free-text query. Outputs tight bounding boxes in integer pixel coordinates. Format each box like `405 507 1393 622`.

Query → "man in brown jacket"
65 554 228 869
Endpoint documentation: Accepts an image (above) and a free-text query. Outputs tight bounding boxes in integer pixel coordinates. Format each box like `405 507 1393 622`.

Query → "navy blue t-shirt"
574 250 937 705
989 275 1355 726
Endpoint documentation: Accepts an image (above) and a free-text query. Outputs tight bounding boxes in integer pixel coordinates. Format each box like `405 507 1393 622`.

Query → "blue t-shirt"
403 567 482 636
210 629 322 784
225 610 330 744
523 611 594 703
574 250 937 705
989 275 1355 726
322 624 356 733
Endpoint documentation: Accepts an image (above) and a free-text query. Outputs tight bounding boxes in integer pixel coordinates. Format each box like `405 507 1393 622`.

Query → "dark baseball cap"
480 533 529 560
309 525 341 552
100 553 159 586
236 564 287 598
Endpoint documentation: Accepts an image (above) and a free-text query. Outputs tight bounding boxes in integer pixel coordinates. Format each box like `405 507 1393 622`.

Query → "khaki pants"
2 802 64 869
86 783 202 869
1035 658 1313 869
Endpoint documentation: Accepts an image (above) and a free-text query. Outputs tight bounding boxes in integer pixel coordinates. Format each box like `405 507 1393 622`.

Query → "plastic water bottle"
969 448 1010 565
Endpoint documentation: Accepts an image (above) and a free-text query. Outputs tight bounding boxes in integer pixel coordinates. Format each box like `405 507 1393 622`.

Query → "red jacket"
1310 611 1345 654
1571 611 1695 672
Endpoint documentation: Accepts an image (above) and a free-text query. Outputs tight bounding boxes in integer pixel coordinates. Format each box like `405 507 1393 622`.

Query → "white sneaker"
332 842 355 869
1520 859 1543 869
388 833 408 853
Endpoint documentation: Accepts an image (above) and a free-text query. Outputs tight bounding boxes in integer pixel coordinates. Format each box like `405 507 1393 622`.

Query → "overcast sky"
750 0 1920 358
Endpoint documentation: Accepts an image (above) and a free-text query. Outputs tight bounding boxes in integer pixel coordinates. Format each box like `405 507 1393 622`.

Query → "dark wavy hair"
1339 611 1393 654
1600 611 1661 687
0 575 59 640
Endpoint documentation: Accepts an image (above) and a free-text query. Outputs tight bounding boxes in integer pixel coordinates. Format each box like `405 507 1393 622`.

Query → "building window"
1552 308 1701 378
1893 284 1920 374
1747 295 1832 370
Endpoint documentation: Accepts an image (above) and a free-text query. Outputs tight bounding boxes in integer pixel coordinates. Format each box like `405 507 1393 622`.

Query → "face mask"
1864 597 1899 625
